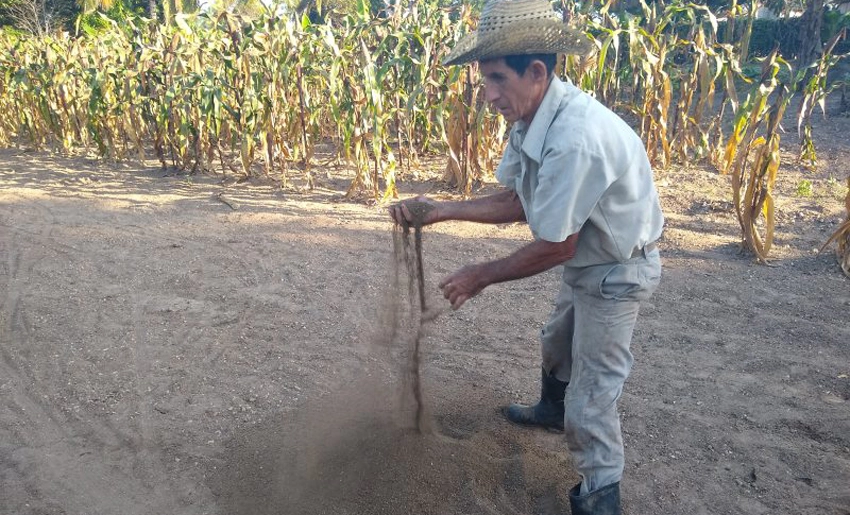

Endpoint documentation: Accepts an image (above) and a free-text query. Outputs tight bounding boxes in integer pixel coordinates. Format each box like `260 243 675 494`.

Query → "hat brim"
443 19 593 66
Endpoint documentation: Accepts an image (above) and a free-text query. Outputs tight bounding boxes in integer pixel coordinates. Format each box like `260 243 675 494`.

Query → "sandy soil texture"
1 110 849 515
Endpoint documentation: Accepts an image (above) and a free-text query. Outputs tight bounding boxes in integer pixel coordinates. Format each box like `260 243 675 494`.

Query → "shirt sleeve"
495 130 522 189
531 144 621 243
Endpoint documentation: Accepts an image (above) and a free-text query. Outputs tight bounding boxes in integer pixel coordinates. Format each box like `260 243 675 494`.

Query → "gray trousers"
541 248 661 494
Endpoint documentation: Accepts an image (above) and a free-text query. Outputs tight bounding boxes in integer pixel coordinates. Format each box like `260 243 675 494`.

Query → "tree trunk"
738 0 759 63
147 0 157 19
798 0 825 68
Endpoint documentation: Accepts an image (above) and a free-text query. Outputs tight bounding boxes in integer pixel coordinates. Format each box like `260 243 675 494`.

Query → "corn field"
0 0 505 199
0 0 848 261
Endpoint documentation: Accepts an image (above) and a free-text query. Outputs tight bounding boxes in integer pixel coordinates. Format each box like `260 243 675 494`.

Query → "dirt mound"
208 379 572 515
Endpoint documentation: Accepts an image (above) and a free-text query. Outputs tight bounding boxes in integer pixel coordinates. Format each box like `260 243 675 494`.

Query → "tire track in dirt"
61 215 223 513
89 216 277 506
0 199 71 440
0 243 24 375
0 197 203 514
0 201 133 514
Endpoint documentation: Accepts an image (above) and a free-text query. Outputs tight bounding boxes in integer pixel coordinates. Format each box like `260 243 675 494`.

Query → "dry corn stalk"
796 28 848 170
0 5 489 200
724 49 793 263
819 177 850 277
1 0 845 207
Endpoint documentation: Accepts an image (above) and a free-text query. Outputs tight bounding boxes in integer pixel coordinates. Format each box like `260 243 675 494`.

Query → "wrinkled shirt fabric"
495 76 663 267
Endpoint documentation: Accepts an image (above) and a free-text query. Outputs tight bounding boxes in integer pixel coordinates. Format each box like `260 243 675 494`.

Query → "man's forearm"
438 232 579 310
437 190 526 224
480 236 577 285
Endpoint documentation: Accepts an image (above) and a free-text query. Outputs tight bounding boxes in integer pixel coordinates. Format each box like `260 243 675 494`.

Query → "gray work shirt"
495 77 664 268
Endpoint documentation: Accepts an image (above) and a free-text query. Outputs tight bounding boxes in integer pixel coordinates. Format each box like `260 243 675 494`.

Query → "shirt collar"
516 76 568 165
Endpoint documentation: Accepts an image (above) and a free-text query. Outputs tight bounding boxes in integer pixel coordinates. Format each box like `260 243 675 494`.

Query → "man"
389 0 663 513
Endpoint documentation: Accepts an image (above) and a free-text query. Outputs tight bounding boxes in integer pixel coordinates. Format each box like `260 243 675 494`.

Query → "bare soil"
1 107 849 515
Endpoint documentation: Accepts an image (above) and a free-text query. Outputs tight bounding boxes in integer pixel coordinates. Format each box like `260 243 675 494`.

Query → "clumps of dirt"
402 200 436 228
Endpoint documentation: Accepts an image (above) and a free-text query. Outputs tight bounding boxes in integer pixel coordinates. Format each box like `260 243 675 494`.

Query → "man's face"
479 58 548 124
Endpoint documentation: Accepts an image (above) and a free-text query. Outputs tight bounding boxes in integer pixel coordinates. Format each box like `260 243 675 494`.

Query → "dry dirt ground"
1 109 849 515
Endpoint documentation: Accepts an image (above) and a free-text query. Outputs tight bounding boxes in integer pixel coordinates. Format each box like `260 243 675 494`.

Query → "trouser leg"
540 278 575 382
565 288 640 494
569 481 621 515
561 252 661 495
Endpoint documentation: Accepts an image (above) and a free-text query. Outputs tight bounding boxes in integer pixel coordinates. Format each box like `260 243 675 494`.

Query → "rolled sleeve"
495 131 522 189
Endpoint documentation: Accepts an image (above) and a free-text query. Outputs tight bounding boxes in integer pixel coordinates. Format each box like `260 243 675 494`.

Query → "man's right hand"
388 196 441 227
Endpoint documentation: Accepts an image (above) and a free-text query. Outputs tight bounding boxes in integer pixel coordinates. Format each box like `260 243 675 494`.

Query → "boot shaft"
568 482 621 515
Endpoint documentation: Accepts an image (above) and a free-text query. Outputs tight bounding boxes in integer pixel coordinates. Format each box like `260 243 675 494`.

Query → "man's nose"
484 84 499 103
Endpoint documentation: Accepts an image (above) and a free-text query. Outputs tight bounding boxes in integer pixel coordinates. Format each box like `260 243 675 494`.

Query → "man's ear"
529 60 549 82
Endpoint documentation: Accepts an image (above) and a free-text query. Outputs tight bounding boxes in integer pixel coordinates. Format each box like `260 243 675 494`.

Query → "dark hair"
502 53 557 77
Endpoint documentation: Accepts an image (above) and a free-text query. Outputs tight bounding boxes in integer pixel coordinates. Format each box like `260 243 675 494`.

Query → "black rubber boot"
569 482 621 515
504 367 567 431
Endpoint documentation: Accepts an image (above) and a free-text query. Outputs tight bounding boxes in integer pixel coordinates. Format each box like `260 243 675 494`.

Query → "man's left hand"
438 265 489 310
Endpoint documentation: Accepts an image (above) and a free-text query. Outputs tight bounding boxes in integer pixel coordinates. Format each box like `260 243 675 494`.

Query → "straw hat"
443 0 592 66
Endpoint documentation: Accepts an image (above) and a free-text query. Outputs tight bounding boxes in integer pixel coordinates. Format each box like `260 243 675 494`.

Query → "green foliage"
76 11 113 34
825 175 849 199
796 179 814 196
796 27 848 169
745 17 803 57
740 58 793 83
731 9 850 59
823 7 850 54
0 0 14 26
